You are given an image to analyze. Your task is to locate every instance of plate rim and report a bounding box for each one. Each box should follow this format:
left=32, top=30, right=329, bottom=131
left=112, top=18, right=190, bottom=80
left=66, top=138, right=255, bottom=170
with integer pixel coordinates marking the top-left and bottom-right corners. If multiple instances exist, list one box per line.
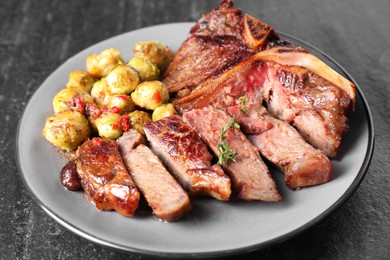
left=15, top=22, right=375, bottom=258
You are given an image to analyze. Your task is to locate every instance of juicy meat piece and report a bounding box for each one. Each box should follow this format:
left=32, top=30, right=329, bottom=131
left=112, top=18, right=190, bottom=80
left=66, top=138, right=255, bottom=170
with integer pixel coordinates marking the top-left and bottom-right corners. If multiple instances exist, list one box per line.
left=143, top=115, right=231, bottom=201
left=248, top=115, right=332, bottom=189
left=116, top=129, right=146, bottom=155
left=121, top=144, right=192, bottom=222
left=173, top=49, right=353, bottom=158
left=260, top=61, right=351, bottom=157
left=225, top=102, right=272, bottom=134
left=183, top=108, right=281, bottom=202
left=163, top=0, right=278, bottom=94
left=76, top=138, right=140, bottom=217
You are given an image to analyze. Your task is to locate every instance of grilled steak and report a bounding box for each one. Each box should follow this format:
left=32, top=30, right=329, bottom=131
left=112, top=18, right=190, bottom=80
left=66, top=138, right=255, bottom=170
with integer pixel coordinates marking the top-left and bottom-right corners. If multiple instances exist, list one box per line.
left=76, top=138, right=140, bottom=217
left=163, top=0, right=278, bottom=94
left=248, top=115, right=332, bottom=189
left=143, top=115, right=231, bottom=201
left=183, top=108, right=281, bottom=202
left=173, top=46, right=355, bottom=158
left=121, top=144, right=192, bottom=222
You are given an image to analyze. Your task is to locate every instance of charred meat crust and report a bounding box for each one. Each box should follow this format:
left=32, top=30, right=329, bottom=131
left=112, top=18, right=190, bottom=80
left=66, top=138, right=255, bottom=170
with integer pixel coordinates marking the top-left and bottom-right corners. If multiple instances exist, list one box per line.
left=76, top=138, right=140, bottom=217
left=163, top=0, right=278, bottom=94
left=143, top=115, right=231, bottom=201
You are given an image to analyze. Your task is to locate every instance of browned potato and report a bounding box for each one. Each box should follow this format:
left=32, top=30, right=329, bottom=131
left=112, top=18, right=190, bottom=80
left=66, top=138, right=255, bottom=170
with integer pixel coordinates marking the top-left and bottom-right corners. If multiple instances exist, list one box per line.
left=66, top=70, right=96, bottom=93
left=86, top=48, right=124, bottom=78
left=105, top=65, right=140, bottom=95
left=131, top=81, right=169, bottom=110
left=42, top=110, right=90, bottom=151
left=133, top=41, right=173, bottom=71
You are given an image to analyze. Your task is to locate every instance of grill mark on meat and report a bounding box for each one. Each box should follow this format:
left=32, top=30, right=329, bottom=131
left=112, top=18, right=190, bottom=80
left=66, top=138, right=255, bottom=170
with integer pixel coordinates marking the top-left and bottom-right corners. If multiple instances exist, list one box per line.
left=76, top=138, right=140, bottom=217
left=183, top=108, right=281, bottom=202
left=122, top=144, right=192, bottom=222
left=144, top=115, right=231, bottom=201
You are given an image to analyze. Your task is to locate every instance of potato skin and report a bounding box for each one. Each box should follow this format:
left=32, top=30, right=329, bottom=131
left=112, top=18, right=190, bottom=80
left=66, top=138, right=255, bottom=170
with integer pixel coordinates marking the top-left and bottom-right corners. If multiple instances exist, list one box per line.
left=131, top=81, right=169, bottom=110
left=105, top=65, right=140, bottom=95
left=86, top=48, right=124, bottom=78
left=127, top=110, right=152, bottom=135
left=66, top=70, right=96, bottom=93
left=53, top=88, right=94, bottom=114
left=133, top=41, right=173, bottom=71
left=152, top=103, right=177, bottom=122
left=128, top=57, right=160, bottom=82
left=42, top=110, right=90, bottom=151
left=95, top=112, right=123, bottom=139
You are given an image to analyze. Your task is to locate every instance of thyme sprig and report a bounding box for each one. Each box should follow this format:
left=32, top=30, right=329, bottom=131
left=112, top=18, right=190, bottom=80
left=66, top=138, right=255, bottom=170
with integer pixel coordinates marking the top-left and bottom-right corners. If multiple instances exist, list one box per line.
left=217, top=96, right=248, bottom=167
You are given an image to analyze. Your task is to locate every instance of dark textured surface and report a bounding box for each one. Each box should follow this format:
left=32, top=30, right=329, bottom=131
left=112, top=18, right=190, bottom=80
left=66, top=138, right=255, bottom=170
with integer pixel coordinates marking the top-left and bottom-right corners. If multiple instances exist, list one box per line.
left=1, top=0, right=389, bottom=259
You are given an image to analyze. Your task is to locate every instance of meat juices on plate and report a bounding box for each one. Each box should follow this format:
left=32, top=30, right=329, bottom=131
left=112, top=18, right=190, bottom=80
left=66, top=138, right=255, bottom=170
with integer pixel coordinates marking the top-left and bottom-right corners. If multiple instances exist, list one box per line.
left=144, top=115, right=231, bottom=201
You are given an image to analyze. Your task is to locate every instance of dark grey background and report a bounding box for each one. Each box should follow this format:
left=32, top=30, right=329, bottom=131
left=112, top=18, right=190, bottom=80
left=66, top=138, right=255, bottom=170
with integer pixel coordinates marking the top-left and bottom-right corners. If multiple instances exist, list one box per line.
left=1, top=0, right=389, bottom=259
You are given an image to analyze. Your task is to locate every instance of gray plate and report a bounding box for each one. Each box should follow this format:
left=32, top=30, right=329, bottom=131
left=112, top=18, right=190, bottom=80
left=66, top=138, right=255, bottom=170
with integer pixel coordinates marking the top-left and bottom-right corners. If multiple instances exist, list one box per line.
left=16, top=23, right=374, bottom=258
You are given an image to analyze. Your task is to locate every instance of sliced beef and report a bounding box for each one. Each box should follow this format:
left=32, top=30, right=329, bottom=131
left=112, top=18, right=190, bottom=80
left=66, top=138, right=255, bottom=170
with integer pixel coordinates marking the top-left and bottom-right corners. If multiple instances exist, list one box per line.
left=173, top=48, right=354, bottom=157
left=143, top=115, right=231, bottom=201
left=121, top=144, right=192, bottom=222
left=76, top=138, right=140, bottom=217
left=116, top=129, right=146, bottom=155
left=248, top=115, right=332, bottom=189
left=183, top=108, right=281, bottom=202
left=163, top=0, right=278, bottom=94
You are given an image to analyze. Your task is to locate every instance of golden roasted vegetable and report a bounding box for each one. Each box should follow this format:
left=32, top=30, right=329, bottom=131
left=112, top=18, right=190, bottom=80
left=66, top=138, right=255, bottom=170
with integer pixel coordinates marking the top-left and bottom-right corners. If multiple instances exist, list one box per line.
left=133, top=41, right=173, bottom=71
left=131, top=81, right=169, bottom=110
left=42, top=110, right=90, bottom=151
left=66, top=70, right=96, bottom=93
left=90, top=79, right=111, bottom=108
left=105, top=65, right=140, bottom=95
left=86, top=48, right=124, bottom=78
left=128, top=57, right=160, bottom=82
left=152, top=103, right=177, bottom=122
left=127, top=110, right=152, bottom=135
left=107, top=94, right=135, bottom=114
left=95, top=112, right=123, bottom=139
left=53, top=87, right=94, bottom=114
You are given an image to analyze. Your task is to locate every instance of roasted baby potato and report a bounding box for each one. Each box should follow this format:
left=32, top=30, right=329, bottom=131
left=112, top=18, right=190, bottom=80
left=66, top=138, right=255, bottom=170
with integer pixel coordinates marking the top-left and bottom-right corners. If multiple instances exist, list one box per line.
left=90, top=79, right=111, bottom=108
left=152, top=103, right=176, bottom=122
left=95, top=112, right=123, bottom=139
left=133, top=41, right=173, bottom=71
left=128, top=57, right=160, bottom=82
left=127, top=110, right=152, bottom=135
left=105, top=64, right=140, bottom=95
left=42, top=110, right=90, bottom=151
left=131, top=81, right=169, bottom=110
left=86, top=48, right=124, bottom=78
left=107, top=94, right=135, bottom=114
left=53, top=87, right=94, bottom=114
left=66, top=70, right=96, bottom=93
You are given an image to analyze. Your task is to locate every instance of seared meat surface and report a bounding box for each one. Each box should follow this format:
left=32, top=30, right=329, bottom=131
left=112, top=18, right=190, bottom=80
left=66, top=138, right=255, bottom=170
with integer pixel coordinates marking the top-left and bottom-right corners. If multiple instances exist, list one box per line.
left=163, top=0, right=278, bottom=94
left=248, top=115, right=332, bottom=189
left=173, top=50, right=353, bottom=157
left=183, top=108, right=281, bottom=202
left=116, top=129, right=146, bottom=156
left=76, top=138, right=140, bottom=217
left=144, top=115, right=231, bottom=201
left=122, top=144, right=192, bottom=222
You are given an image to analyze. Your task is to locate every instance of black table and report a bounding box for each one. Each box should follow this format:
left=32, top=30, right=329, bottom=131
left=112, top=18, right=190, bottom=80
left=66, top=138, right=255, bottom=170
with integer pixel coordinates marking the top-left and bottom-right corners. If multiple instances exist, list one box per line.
left=1, top=0, right=389, bottom=259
